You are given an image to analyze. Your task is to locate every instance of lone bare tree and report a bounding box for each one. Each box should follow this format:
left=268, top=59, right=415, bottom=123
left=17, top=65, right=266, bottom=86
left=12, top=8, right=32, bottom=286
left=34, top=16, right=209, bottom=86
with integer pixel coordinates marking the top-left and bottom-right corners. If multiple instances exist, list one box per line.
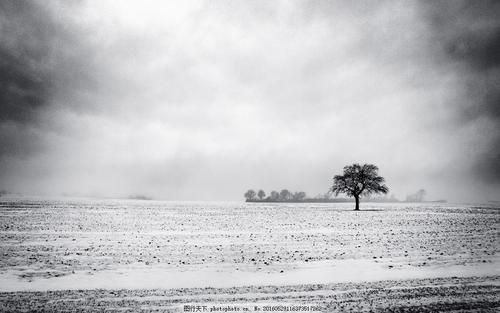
left=331, top=163, right=389, bottom=211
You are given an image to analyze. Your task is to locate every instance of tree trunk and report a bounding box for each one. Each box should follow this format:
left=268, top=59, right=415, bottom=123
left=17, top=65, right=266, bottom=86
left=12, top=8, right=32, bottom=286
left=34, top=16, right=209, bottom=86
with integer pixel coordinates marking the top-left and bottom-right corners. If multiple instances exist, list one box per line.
left=354, top=196, right=360, bottom=211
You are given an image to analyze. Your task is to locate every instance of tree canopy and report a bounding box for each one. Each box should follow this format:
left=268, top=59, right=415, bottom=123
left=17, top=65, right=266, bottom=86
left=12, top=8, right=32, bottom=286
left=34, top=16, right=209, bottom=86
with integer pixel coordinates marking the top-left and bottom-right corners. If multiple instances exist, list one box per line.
left=331, top=163, right=389, bottom=210
left=244, top=189, right=256, bottom=201
left=257, top=190, right=266, bottom=200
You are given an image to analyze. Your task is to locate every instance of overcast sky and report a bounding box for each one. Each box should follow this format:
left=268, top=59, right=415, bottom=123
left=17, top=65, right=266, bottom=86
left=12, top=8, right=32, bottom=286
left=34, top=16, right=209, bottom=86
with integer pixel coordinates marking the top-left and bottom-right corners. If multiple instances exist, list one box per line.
left=1, top=0, right=499, bottom=202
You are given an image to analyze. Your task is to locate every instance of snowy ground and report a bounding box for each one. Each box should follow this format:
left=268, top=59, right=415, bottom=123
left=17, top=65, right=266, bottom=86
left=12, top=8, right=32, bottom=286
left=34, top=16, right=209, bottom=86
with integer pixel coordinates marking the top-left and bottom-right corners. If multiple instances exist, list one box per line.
left=0, top=198, right=498, bottom=312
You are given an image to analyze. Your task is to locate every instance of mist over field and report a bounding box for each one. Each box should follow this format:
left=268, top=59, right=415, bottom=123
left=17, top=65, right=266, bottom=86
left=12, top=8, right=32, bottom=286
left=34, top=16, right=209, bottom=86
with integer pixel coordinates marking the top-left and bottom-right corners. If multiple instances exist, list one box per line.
left=1, top=0, right=499, bottom=202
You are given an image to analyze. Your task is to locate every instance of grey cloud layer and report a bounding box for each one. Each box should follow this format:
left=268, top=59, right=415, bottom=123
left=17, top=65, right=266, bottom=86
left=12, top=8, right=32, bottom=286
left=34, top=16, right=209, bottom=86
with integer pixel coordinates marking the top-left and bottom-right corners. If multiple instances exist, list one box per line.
left=0, top=1, right=54, bottom=124
left=0, top=1, right=97, bottom=157
left=0, top=1, right=499, bottom=201
left=421, top=0, right=500, bottom=183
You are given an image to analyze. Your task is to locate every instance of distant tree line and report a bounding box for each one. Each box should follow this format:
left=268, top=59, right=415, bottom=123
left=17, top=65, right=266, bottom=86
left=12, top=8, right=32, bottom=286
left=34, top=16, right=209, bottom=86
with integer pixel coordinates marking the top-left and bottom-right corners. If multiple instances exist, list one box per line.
left=244, top=189, right=307, bottom=202
left=406, top=189, right=426, bottom=202
left=128, top=194, right=153, bottom=200
left=244, top=164, right=444, bottom=208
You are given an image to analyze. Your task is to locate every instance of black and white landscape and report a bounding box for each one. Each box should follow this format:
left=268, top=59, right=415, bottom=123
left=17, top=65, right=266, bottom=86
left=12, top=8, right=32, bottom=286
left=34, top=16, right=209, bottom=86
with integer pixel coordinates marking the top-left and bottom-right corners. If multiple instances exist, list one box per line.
left=0, top=1, right=499, bottom=312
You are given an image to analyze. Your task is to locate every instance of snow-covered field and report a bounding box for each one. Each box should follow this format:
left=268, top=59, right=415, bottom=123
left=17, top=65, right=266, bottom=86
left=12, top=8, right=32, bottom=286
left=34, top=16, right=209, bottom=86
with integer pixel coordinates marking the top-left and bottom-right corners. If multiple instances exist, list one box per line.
left=0, top=197, right=498, bottom=312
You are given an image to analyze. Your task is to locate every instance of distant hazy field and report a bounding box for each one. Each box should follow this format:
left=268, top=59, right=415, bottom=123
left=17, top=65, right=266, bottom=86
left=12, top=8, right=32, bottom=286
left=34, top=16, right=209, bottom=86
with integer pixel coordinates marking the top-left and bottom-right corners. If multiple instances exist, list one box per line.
left=0, top=198, right=498, bottom=312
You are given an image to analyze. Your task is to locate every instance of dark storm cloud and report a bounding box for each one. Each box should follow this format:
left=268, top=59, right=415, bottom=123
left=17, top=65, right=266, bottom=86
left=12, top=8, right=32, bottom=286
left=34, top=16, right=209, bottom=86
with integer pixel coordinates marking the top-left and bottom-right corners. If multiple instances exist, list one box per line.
left=421, top=0, right=500, bottom=183
left=0, top=1, right=56, bottom=124
left=0, top=1, right=55, bottom=167
left=0, top=1, right=95, bottom=159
